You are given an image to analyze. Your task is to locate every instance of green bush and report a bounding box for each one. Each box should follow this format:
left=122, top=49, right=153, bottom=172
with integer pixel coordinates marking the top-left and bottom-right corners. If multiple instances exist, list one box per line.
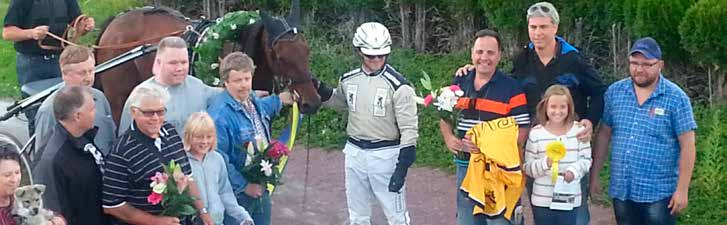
left=623, top=0, right=694, bottom=62
left=679, top=0, right=727, bottom=67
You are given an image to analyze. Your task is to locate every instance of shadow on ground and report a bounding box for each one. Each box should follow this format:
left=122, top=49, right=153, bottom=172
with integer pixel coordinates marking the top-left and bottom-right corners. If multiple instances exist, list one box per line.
left=271, top=147, right=616, bottom=225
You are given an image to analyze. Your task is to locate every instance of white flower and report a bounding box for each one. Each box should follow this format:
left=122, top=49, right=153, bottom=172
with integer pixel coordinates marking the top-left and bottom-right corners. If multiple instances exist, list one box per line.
left=149, top=181, right=157, bottom=188
left=152, top=183, right=166, bottom=194
left=216, top=18, right=223, bottom=24
left=211, top=32, right=220, bottom=40
left=454, top=90, right=464, bottom=97
left=246, top=143, right=255, bottom=156
left=260, top=160, right=273, bottom=177
left=203, top=37, right=208, bottom=43
left=230, top=24, right=237, bottom=30
left=249, top=18, right=256, bottom=24
left=210, top=63, right=219, bottom=70
left=244, top=155, right=252, bottom=166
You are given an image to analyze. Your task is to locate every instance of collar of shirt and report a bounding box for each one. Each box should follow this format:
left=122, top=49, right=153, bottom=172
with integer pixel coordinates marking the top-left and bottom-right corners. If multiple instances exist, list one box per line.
left=56, top=123, right=97, bottom=150
left=626, top=74, right=668, bottom=104
left=129, top=121, right=169, bottom=151
left=463, top=69, right=504, bottom=92
left=360, top=64, right=389, bottom=77
left=222, top=90, right=258, bottom=112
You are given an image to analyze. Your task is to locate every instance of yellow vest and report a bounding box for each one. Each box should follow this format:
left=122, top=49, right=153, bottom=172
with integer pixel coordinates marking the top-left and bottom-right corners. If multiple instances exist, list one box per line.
left=460, top=117, right=524, bottom=220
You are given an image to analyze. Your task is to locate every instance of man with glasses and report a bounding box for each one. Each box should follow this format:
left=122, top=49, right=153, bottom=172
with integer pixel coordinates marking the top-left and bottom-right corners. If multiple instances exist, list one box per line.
left=32, top=45, right=116, bottom=212
left=316, top=22, right=419, bottom=225
left=102, top=84, right=213, bottom=225
left=118, top=36, right=221, bottom=137
left=591, top=37, right=696, bottom=225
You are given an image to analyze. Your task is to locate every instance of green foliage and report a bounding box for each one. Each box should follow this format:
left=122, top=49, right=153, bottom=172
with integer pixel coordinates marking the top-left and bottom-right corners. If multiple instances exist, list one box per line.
left=624, top=0, right=695, bottom=62
left=193, top=11, right=260, bottom=85
left=0, top=0, right=143, bottom=98
left=679, top=0, right=727, bottom=67
left=680, top=106, right=727, bottom=224
left=479, top=0, right=531, bottom=43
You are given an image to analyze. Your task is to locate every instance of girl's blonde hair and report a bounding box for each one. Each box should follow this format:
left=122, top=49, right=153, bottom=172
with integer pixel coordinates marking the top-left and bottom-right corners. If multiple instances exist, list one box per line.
left=535, top=85, right=578, bottom=125
left=182, top=112, right=217, bottom=151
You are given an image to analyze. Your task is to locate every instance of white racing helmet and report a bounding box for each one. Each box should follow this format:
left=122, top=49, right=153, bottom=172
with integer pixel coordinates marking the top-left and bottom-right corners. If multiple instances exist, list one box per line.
left=352, top=22, right=392, bottom=56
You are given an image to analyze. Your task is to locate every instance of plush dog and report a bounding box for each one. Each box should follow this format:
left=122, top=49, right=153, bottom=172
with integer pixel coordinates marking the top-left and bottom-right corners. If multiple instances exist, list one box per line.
left=11, top=184, right=54, bottom=225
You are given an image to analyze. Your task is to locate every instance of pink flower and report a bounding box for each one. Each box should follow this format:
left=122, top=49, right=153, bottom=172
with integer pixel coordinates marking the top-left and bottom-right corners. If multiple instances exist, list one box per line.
left=150, top=172, right=168, bottom=184
left=267, top=141, right=290, bottom=159
left=449, top=85, right=462, bottom=92
left=147, top=192, right=163, bottom=205
left=423, top=94, right=434, bottom=106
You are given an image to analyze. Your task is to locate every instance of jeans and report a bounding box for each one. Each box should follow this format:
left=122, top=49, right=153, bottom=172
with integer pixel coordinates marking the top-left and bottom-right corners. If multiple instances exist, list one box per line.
left=225, top=191, right=271, bottom=225
left=456, top=163, right=520, bottom=225
left=526, top=174, right=590, bottom=225
left=531, top=206, right=577, bottom=225
left=613, top=198, right=675, bottom=225
left=16, top=52, right=61, bottom=135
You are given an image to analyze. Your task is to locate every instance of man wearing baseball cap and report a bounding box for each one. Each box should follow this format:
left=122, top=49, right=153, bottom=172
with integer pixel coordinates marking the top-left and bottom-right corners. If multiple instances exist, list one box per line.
left=591, top=37, right=697, bottom=225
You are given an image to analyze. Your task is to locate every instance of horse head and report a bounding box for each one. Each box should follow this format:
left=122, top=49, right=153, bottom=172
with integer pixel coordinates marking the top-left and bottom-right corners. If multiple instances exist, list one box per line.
left=258, top=2, right=321, bottom=114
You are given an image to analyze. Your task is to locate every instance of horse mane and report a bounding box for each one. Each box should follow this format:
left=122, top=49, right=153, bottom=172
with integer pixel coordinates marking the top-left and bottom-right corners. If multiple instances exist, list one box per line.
left=140, top=6, right=189, bottom=22
left=94, top=6, right=188, bottom=46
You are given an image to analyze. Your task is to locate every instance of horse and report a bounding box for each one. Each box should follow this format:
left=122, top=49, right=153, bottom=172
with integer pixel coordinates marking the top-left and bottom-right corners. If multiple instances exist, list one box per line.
left=93, top=1, right=321, bottom=125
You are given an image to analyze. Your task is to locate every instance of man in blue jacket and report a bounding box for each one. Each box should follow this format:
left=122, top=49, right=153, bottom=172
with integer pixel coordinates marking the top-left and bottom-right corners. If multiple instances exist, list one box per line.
left=207, top=52, right=292, bottom=225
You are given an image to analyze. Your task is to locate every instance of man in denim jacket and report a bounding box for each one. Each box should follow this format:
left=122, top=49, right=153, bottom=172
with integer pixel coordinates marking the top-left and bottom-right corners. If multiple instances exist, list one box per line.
left=207, top=52, right=292, bottom=225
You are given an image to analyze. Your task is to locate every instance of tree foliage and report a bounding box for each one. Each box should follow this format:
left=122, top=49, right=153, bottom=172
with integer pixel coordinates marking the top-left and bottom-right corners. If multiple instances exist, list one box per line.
left=679, top=0, right=727, bottom=67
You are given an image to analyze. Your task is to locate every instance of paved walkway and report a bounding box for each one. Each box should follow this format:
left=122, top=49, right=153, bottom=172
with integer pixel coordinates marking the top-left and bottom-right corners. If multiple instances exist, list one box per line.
left=271, top=147, right=616, bottom=225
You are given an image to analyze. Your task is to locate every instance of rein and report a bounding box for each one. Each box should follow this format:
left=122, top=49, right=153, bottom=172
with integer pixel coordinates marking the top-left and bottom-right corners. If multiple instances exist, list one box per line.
left=40, top=15, right=189, bottom=51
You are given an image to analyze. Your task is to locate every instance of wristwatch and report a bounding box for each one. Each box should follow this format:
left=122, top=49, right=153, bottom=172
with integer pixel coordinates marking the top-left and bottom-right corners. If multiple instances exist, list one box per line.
left=199, top=207, right=208, bottom=214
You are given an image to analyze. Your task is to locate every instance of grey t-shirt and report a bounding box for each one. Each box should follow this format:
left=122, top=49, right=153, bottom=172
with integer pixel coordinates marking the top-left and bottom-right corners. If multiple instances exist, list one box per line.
left=118, top=76, right=221, bottom=136
left=34, top=83, right=117, bottom=156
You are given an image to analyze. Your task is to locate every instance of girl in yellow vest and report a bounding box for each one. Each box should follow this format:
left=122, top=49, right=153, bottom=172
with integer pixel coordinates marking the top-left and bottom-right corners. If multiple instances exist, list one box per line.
left=523, top=85, right=592, bottom=225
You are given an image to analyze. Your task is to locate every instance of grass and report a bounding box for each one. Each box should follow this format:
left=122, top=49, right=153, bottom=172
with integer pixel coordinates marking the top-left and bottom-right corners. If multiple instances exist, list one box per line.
left=0, top=0, right=143, bottom=98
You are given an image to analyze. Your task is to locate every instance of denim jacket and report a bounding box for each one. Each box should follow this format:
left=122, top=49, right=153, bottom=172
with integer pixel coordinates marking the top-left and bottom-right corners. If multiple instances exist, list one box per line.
left=207, top=91, right=282, bottom=193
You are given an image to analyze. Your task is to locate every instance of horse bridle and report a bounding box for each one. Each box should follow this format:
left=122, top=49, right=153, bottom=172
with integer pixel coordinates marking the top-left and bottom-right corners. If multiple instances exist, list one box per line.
left=269, top=31, right=312, bottom=104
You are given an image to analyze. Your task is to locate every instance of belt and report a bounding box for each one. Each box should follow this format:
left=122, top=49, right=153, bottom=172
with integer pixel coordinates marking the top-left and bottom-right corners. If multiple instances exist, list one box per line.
left=347, top=137, right=399, bottom=150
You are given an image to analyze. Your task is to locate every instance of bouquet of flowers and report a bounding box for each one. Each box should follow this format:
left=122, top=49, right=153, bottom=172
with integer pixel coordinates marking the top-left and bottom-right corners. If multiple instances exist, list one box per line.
left=240, top=138, right=291, bottom=186
left=416, top=71, right=464, bottom=127
left=147, top=160, right=197, bottom=217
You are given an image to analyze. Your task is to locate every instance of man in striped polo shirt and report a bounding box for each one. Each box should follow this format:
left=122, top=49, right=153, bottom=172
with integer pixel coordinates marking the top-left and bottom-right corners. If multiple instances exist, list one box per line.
left=102, top=85, right=212, bottom=225
left=440, top=29, right=530, bottom=225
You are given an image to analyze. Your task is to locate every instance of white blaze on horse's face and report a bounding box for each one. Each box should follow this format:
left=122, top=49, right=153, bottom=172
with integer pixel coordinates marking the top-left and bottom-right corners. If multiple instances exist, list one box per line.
left=225, top=70, right=253, bottom=102
left=155, top=47, right=190, bottom=86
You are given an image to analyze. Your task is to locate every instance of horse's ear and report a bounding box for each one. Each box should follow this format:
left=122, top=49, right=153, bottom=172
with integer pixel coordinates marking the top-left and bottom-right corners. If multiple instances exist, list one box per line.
left=286, top=0, right=301, bottom=27
left=260, top=11, right=278, bottom=47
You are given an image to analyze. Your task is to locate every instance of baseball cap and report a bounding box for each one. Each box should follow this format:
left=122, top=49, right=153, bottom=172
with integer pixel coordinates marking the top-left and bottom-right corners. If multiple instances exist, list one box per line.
left=629, top=37, right=662, bottom=59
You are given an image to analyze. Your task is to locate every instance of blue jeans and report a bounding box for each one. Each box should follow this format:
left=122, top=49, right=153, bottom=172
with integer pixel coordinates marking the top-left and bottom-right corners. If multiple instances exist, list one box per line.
left=531, top=206, right=577, bottom=225
left=613, top=198, right=675, bottom=225
left=16, top=52, right=61, bottom=135
left=526, top=174, right=590, bottom=225
left=456, top=163, right=519, bottom=225
left=225, top=191, right=271, bottom=225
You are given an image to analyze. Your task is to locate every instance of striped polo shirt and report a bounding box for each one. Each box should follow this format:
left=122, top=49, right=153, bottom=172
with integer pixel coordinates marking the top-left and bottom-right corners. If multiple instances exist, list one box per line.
left=452, top=70, right=529, bottom=164
left=102, top=122, right=191, bottom=221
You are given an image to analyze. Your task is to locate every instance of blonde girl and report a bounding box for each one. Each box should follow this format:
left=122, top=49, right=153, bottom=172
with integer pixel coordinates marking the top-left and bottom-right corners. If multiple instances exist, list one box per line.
left=183, top=112, right=253, bottom=225
left=523, top=85, right=592, bottom=225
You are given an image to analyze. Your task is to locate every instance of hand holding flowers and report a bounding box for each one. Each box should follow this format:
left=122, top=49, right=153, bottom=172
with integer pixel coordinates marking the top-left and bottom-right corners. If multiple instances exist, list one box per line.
left=146, top=160, right=197, bottom=217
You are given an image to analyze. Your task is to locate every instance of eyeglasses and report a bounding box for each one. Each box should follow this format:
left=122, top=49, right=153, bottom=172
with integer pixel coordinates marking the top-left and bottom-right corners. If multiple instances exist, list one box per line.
left=133, top=107, right=167, bottom=117
left=528, top=5, right=551, bottom=13
left=363, top=54, right=387, bottom=59
left=629, top=61, right=659, bottom=69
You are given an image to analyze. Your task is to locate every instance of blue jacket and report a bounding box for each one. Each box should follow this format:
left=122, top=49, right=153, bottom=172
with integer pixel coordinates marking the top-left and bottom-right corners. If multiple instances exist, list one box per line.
left=207, top=91, right=282, bottom=193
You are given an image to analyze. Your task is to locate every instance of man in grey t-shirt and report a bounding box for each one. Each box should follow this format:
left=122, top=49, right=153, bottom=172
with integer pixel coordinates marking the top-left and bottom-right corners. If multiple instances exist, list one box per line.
left=33, top=46, right=116, bottom=211
left=118, top=36, right=220, bottom=136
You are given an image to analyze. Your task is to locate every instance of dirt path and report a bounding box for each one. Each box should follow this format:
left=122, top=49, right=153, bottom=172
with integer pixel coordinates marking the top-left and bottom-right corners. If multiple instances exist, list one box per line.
left=271, top=147, right=615, bottom=225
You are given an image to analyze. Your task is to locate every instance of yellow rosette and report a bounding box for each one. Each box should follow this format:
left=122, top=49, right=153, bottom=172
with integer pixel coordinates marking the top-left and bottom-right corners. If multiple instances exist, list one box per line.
left=546, top=141, right=566, bottom=183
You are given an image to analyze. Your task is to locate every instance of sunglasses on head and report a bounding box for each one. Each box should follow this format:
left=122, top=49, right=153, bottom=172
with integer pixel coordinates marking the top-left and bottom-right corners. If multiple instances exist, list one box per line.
left=133, top=107, right=167, bottom=117
left=528, top=5, right=551, bottom=13
left=363, top=54, right=387, bottom=59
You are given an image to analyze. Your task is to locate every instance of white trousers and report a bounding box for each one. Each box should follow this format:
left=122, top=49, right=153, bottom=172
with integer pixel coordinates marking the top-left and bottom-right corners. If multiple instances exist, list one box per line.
left=343, top=142, right=411, bottom=225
